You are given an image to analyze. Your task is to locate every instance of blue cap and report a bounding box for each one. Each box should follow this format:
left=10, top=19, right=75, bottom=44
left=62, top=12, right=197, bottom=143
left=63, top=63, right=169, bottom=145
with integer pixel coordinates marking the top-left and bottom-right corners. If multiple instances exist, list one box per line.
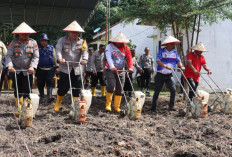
left=40, top=33, right=49, bottom=41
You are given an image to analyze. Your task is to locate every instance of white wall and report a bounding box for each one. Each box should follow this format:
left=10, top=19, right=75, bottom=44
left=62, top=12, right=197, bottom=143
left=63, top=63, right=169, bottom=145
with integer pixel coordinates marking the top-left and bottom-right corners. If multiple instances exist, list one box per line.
left=110, top=20, right=154, bottom=59
left=192, top=20, right=232, bottom=92
left=108, top=19, right=232, bottom=92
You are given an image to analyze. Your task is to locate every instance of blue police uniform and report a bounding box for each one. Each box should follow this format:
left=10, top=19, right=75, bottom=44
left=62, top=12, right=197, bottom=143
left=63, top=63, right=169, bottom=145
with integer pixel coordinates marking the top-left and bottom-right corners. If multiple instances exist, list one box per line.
left=36, top=33, right=57, bottom=102
left=38, top=45, right=54, bottom=68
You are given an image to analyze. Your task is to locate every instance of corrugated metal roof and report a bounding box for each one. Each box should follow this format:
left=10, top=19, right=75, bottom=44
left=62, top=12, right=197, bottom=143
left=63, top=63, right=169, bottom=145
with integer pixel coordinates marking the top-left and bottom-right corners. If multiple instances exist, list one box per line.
left=0, top=0, right=100, bottom=27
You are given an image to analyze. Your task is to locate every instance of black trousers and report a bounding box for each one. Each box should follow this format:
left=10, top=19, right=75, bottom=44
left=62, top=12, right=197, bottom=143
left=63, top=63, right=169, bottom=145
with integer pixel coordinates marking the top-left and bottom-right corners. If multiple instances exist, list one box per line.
left=187, top=78, right=199, bottom=100
left=0, top=68, right=7, bottom=92
left=57, top=70, right=82, bottom=97
left=124, top=73, right=133, bottom=92
left=141, top=68, right=151, bottom=89
left=12, top=72, right=33, bottom=98
left=36, top=67, right=54, bottom=89
left=152, top=73, right=176, bottom=109
left=84, top=71, right=93, bottom=89
left=137, top=75, right=142, bottom=88
left=91, top=72, right=106, bottom=87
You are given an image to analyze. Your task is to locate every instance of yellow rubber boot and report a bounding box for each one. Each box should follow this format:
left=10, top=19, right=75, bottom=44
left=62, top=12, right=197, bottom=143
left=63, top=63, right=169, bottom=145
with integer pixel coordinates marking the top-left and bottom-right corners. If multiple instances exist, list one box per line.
left=15, top=98, right=20, bottom=115
left=73, top=97, right=78, bottom=103
left=92, top=87, right=96, bottom=96
left=1, top=81, right=4, bottom=90
left=54, top=95, right=64, bottom=112
left=114, top=95, right=122, bottom=113
left=8, top=80, right=13, bottom=90
left=105, top=92, right=113, bottom=111
left=15, top=97, right=23, bottom=115
left=101, top=86, right=106, bottom=96
left=19, top=97, right=23, bottom=105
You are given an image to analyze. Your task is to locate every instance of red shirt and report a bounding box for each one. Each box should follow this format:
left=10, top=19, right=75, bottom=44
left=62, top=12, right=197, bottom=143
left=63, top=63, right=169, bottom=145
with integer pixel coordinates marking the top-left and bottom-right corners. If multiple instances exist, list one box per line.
left=105, top=43, right=133, bottom=70
left=184, top=52, right=206, bottom=82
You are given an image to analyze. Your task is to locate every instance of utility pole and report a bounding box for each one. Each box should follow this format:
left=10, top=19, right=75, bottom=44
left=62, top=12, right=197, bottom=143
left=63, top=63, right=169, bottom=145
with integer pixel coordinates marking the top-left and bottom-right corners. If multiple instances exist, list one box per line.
left=105, top=0, right=110, bottom=42
left=105, top=0, right=108, bottom=42
left=108, top=0, right=110, bottom=42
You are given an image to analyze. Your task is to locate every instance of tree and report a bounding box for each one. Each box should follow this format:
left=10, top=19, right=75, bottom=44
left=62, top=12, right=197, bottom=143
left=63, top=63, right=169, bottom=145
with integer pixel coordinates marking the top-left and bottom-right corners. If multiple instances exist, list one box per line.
left=0, top=24, right=15, bottom=43
left=83, top=0, right=123, bottom=44
left=119, top=0, right=232, bottom=63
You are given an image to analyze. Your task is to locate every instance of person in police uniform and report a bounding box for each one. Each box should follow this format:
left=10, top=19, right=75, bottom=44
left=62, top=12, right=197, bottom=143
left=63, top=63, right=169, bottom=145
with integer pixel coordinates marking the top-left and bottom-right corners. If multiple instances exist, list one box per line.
left=0, top=41, right=7, bottom=93
left=1, top=42, right=14, bottom=91
left=36, top=33, right=58, bottom=103
left=6, top=22, right=39, bottom=115
left=54, top=20, right=88, bottom=112
left=139, top=47, right=154, bottom=94
left=124, top=48, right=143, bottom=97
left=91, top=44, right=106, bottom=96
left=84, top=47, right=94, bottom=90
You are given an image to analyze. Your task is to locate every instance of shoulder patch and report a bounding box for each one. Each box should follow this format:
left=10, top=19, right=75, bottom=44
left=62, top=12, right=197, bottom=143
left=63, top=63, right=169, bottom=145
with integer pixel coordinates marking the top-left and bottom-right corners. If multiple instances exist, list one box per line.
left=35, top=43, right=38, bottom=50
left=9, top=42, right=13, bottom=47
left=82, top=40, right=88, bottom=51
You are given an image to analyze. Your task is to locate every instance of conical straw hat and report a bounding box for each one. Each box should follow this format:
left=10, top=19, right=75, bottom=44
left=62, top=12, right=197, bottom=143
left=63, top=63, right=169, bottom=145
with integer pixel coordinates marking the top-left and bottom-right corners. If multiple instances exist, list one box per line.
left=63, top=20, right=85, bottom=32
left=12, top=22, right=36, bottom=34
left=191, top=42, right=208, bottom=52
left=109, top=32, right=130, bottom=43
left=161, top=35, right=181, bottom=46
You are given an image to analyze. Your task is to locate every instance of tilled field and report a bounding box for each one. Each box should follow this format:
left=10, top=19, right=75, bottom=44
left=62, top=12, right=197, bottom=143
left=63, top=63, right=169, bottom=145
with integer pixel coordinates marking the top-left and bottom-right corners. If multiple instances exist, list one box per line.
left=0, top=91, right=231, bottom=157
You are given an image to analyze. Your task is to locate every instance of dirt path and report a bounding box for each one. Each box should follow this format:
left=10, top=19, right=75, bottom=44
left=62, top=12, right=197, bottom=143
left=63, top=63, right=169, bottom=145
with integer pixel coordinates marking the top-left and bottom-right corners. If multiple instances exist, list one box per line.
left=0, top=92, right=231, bottom=157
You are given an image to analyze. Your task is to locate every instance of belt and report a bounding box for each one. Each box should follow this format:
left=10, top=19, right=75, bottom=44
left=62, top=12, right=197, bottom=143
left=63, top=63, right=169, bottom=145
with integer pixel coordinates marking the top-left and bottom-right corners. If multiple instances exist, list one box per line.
left=157, top=72, right=172, bottom=76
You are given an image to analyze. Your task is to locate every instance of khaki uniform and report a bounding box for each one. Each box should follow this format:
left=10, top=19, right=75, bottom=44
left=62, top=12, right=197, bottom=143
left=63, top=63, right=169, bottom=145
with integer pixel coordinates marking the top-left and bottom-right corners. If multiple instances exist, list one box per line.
left=55, top=36, right=88, bottom=97
left=0, top=41, right=7, bottom=70
left=124, top=56, right=142, bottom=96
left=92, top=51, right=104, bottom=73
left=6, top=38, right=39, bottom=75
left=132, top=57, right=142, bottom=71
left=91, top=51, right=106, bottom=89
left=139, top=54, right=154, bottom=92
left=139, top=54, right=154, bottom=71
left=84, top=54, right=93, bottom=89
left=56, top=36, right=88, bottom=75
left=6, top=38, right=39, bottom=98
left=85, top=54, right=94, bottom=72
left=0, top=41, right=7, bottom=90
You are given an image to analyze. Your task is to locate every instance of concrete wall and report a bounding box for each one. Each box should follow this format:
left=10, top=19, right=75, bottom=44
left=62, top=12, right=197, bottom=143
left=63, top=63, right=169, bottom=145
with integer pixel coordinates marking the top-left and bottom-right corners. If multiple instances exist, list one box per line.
left=183, top=20, right=232, bottom=92
left=104, top=19, right=232, bottom=92
left=110, top=20, right=155, bottom=59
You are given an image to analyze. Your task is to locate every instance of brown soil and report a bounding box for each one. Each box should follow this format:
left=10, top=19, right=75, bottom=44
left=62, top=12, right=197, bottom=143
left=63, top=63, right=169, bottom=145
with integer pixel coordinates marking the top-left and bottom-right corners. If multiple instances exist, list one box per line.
left=0, top=92, right=231, bottom=157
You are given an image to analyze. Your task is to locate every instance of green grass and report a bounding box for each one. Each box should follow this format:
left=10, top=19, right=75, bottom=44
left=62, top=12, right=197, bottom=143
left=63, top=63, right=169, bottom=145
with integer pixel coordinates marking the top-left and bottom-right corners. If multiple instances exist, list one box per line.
left=132, top=80, right=170, bottom=96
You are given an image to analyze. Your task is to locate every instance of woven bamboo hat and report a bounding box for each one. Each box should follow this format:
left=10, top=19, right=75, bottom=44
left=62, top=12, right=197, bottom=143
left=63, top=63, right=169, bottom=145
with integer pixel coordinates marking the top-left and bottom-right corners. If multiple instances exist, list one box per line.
left=109, top=32, right=130, bottom=43
left=191, top=42, right=208, bottom=52
left=63, top=20, right=85, bottom=32
left=161, top=35, right=181, bottom=46
left=12, top=22, right=36, bottom=34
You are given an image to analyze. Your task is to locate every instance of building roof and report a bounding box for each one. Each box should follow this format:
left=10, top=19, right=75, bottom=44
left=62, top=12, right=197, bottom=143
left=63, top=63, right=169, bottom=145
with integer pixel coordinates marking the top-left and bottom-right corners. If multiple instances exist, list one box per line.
left=0, top=0, right=100, bottom=27
left=93, top=22, right=121, bottom=39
